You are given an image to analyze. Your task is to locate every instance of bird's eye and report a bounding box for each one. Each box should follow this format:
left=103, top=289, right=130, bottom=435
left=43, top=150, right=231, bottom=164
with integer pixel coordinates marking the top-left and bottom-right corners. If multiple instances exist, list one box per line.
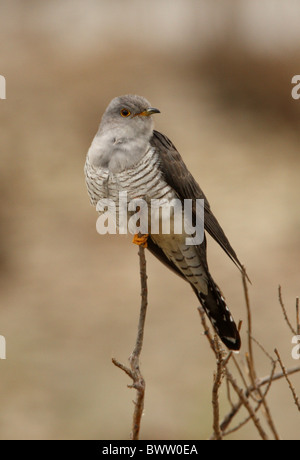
left=120, top=108, right=131, bottom=117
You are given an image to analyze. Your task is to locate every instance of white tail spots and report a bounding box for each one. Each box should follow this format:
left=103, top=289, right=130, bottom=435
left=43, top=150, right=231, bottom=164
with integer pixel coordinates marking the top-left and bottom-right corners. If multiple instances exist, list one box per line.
left=223, top=336, right=237, bottom=345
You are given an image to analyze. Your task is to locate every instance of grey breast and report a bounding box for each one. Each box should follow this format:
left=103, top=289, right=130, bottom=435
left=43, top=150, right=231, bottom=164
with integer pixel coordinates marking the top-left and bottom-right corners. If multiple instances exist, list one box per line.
left=85, top=146, right=207, bottom=292
left=85, top=147, right=174, bottom=209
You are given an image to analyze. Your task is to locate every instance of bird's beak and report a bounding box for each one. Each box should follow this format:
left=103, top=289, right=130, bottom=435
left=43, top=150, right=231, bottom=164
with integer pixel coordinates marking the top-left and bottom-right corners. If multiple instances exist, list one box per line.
left=135, top=107, right=160, bottom=117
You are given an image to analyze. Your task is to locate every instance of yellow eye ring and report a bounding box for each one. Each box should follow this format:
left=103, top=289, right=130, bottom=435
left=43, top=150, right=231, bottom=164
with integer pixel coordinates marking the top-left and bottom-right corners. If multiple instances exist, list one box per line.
left=120, top=108, right=131, bottom=117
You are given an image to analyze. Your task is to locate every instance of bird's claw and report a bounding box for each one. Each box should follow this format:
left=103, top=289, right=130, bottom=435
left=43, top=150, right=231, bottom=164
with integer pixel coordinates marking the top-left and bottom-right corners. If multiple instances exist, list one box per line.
left=132, top=233, right=149, bottom=248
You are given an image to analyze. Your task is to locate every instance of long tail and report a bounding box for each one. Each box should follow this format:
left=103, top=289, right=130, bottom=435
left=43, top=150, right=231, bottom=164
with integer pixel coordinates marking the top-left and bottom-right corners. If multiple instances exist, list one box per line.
left=195, top=276, right=241, bottom=351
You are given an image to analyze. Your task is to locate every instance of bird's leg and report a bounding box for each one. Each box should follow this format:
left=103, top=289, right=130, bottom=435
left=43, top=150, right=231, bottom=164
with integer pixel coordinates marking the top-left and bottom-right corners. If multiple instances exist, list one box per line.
left=132, top=233, right=149, bottom=248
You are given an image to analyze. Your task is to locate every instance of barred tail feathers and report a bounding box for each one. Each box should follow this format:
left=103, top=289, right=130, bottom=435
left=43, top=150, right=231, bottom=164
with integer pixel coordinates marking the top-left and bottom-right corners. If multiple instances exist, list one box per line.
left=196, top=277, right=241, bottom=351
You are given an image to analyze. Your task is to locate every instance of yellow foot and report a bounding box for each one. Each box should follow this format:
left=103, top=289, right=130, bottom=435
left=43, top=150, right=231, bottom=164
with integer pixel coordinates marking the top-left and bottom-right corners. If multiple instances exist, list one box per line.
left=132, top=233, right=149, bottom=248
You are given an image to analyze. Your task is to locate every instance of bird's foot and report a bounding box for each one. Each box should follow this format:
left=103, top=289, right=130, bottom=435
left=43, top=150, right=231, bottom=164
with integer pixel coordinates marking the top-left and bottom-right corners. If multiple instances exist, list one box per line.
left=132, top=233, right=149, bottom=248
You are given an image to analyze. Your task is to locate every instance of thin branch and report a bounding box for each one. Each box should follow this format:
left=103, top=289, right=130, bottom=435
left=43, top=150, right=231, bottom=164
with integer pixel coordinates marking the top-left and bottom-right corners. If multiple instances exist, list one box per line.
left=112, top=358, right=134, bottom=380
left=250, top=335, right=275, bottom=363
left=248, top=362, right=279, bottom=440
left=242, top=268, right=279, bottom=438
left=258, top=365, right=300, bottom=386
left=296, top=297, right=300, bottom=336
left=201, top=284, right=300, bottom=440
left=274, top=348, right=300, bottom=412
left=225, top=369, right=269, bottom=440
left=112, top=245, right=148, bottom=440
left=257, top=361, right=277, bottom=412
left=202, top=297, right=269, bottom=440
left=278, top=286, right=297, bottom=336
left=212, top=337, right=224, bottom=440
left=242, top=266, right=255, bottom=378
left=223, top=361, right=277, bottom=437
left=241, top=268, right=261, bottom=405
left=130, top=245, right=148, bottom=361
left=218, top=362, right=300, bottom=434
left=226, top=377, right=234, bottom=408
left=232, top=354, right=251, bottom=394
left=198, top=306, right=216, bottom=354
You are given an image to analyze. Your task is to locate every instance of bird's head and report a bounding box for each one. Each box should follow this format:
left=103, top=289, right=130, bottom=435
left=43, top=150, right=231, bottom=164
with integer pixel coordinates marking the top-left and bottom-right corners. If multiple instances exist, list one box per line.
left=89, top=95, right=160, bottom=172
left=99, top=94, right=160, bottom=139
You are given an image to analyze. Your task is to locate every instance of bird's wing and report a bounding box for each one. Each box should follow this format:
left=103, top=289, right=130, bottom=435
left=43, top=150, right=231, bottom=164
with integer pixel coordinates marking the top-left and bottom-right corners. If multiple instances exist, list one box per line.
left=149, top=130, right=244, bottom=272
left=146, top=236, right=188, bottom=281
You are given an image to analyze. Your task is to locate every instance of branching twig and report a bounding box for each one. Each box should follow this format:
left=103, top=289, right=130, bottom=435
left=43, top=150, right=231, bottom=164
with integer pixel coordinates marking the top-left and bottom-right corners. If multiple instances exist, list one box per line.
left=250, top=335, right=275, bottom=363
left=212, top=337, right=224, bottom=440
left=218, top=363, right=300, bottom=435
left=223, top=360, right=277, bottom=437
left=242, top=267, right=279, bottom=439
left=274, top=348, right=300, bottom=412
left=112, top=244, right=300, bottom=440
left=205, top=267, right=300, bottom=440
left=112, top=245, right=148, bottom=440
left=225, top=368, right=269, bottom=440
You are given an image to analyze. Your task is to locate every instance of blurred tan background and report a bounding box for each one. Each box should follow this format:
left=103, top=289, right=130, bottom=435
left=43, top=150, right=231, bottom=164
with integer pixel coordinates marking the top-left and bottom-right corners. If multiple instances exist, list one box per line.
left=0, top=0, right=299, bottom=440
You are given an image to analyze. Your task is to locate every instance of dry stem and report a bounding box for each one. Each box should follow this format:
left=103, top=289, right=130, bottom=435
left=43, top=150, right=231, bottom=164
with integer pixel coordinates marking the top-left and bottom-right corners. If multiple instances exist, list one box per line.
left=112, top=245, right=148, bottom=440
left=205, top=270, right=300, bottom=440
left=112, top=245, right=300, bottom=440
left=274, top=348, right=300, bottom=412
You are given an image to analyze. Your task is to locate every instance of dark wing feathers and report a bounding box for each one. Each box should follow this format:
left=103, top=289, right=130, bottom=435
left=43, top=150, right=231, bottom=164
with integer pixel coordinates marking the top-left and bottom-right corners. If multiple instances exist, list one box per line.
left=150, top=130, right=244, bottom=272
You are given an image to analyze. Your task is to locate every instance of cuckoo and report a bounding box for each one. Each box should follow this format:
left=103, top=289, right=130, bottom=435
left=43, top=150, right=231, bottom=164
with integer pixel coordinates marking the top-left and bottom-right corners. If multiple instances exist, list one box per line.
left=85, top=95, right=244, bottom=350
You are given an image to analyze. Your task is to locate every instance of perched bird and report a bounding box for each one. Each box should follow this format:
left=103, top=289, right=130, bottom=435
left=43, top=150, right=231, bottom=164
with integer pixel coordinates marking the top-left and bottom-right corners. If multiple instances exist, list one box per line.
left=85, top=94, right=244, bottom=350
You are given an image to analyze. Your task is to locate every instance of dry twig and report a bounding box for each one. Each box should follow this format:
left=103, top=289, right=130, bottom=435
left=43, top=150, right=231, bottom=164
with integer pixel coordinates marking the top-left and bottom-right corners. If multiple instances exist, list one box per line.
left=223, top=360, right=277, bottom=437
left=212, top=337, right=225, bottom=440
left=218, top=363, right=300, bottom=435
left=274, top=348, right=300, bottom=412
left=278, top=286, right=297, bottom=336
left=206, top=267, right=300, bottom=440
left=296, top=297, right=300, bottom=336
left=112, top=245, right=148, bottom=440
left=112, top=242, right=300, bottom=440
